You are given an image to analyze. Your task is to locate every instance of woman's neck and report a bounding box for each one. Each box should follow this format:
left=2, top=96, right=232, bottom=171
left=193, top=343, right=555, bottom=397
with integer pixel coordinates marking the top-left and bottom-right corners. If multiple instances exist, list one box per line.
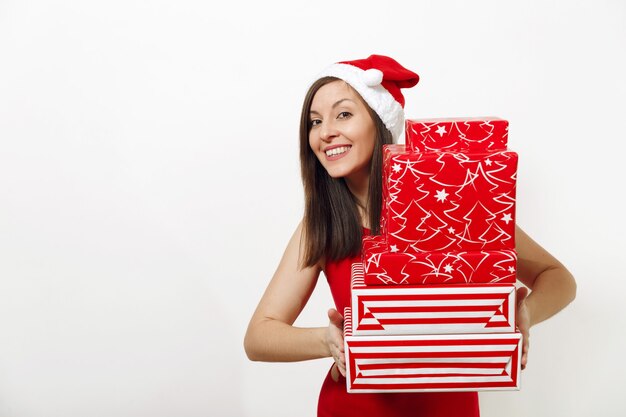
left=346, top=175, right=368, bottom=205
left=345, top=172, right=370, bottom=228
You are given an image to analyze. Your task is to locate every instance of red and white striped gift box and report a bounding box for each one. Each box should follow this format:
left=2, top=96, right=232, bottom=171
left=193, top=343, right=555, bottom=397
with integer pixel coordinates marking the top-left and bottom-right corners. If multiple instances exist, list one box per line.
left=350, top=263, right=516, bottom=335
left=344, top=307, right=522, bottom=393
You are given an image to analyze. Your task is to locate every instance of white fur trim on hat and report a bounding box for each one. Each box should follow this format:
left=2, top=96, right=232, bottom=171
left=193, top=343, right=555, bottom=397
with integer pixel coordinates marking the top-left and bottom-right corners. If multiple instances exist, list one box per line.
left=313, top=63, right=405, bottom=142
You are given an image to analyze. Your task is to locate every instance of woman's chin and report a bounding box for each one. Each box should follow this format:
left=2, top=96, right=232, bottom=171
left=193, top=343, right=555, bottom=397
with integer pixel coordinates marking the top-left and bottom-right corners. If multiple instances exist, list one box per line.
left=325, top=169, right=349, bottom=179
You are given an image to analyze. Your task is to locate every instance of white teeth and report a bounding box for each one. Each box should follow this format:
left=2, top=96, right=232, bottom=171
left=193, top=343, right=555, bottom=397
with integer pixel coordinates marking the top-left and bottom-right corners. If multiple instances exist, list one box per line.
left=325, top=146, right=351, bottom=157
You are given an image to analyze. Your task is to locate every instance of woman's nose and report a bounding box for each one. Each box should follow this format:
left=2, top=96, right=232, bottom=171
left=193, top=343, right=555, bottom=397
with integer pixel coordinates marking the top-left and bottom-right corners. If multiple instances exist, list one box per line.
left=320, top=122, right=338, bottom=142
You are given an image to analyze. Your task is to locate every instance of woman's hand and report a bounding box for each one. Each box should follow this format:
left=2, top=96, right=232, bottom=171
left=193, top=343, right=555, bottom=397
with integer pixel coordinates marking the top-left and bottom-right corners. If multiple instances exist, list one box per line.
left=326, top=308, right=346, bottom=379
left=516, top=286, right=531, bottom=370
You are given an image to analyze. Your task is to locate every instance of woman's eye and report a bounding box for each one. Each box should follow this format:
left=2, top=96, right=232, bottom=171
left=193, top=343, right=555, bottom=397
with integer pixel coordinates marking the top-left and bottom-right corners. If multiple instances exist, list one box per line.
left=338, top=111, right=352, bottom=119
left=310, top=119, right=321, bottom=128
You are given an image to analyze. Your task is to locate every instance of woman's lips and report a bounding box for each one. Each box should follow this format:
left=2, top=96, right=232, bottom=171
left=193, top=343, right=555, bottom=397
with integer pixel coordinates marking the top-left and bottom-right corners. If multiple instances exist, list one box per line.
left=324, top=145, right=351, bottom=161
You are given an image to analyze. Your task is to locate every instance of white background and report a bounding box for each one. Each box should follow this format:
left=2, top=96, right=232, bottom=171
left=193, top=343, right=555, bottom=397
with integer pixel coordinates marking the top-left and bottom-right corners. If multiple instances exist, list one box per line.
left=1, top=1, right=625, bottom=416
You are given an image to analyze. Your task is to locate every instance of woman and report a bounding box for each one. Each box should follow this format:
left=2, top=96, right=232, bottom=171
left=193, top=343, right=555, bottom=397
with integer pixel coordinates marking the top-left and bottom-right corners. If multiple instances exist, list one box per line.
left=244, top=54, right=576, bottom=416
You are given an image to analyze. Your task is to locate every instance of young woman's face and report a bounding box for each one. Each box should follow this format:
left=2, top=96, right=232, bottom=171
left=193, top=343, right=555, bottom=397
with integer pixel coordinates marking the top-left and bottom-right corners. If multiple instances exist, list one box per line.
left=308, top=80, right=377, bottom=184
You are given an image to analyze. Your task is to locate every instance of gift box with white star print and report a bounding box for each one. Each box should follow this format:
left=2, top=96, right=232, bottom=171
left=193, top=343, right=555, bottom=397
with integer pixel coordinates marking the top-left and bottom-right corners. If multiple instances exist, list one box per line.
left=405, top=117, right=510, bottom=153
left=371, top=117, right=518, bottom=284
left=361, top=234, right=517, bottom=286
left=382, top=143, right=518, bottom=255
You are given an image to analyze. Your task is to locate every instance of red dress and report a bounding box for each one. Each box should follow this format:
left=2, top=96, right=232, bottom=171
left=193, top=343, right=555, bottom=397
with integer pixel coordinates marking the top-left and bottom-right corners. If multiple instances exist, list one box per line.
left=317, top=244, right=480, bottom=417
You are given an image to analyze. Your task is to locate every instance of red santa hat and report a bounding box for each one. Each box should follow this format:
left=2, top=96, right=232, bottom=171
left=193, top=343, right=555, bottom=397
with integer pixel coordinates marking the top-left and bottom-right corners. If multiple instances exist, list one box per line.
left=314, top=54, right=419, bottom=141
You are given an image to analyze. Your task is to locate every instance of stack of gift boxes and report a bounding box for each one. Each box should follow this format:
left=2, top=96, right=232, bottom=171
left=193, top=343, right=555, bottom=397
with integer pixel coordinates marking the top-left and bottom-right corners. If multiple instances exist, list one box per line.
left=344, top=117, right=522, bottom=393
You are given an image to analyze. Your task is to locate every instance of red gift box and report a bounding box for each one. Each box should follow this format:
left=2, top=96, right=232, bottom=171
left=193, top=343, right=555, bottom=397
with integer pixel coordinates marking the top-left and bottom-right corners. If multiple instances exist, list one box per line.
left=362, top=235, right=517, bottom=286
left=344, top=307, right=522, bottom=393
left=380, top=144, right=406, bottom=235
left=383, top=145, right=518, bottom=254
left=350, top=263, right=516, bottom=335
left=405, top=117, right=509, bottom=153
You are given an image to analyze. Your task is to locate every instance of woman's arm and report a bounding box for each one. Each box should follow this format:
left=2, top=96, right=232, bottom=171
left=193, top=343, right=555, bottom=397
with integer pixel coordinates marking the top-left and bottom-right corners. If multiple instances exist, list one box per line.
left=516, top=225, right=577, bottom=326
left=515, top=224, right=577, bottom=368
left=244, top=221, right=332, bottom=362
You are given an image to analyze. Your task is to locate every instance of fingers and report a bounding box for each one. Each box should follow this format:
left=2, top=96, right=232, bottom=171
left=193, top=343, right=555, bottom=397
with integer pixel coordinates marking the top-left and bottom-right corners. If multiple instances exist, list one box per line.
left=327, top=308, right=344, bottom=351
left=327, top=308, right=346, bottom=376
left=330, top=363, right=340, bottom=382
left=331, top=362, right=346, bottom=380
left=519, top=334, right=529, bottom=370
left=327, top=308, right=344, bottom=328
left=516, top=286, right=529, bottom=303
left=329, top=344, right=346, bottom=375
left=516, top=286, right=530, bottom=370
left=336, top=355, right=346, bottom=376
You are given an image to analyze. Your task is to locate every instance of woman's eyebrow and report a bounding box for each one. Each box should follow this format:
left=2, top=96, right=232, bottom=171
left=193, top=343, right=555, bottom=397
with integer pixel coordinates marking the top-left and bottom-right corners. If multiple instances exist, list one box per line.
left=332, top=98, right=355, bottom=108
left=310, top=98, right=356, bottom=115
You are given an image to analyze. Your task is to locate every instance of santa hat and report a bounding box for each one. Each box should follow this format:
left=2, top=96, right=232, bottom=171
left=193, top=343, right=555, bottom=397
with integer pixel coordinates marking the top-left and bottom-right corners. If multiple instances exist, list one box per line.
left=314, top=54, right=419, bottom=141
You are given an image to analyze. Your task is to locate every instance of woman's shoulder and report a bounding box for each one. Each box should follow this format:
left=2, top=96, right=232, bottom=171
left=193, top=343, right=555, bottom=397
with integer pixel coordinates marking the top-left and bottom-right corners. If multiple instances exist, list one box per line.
left=290, top=219, right=325, bottom=272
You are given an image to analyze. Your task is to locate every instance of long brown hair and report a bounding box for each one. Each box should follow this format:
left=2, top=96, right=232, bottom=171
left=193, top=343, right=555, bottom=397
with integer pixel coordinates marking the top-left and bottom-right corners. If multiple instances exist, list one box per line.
left=299, top=77, right=393, bottom=268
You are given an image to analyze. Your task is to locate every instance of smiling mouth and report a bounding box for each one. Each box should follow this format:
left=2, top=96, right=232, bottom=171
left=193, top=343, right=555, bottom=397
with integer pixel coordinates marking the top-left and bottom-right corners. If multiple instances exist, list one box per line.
left=325, top=146, right=351, bottom=157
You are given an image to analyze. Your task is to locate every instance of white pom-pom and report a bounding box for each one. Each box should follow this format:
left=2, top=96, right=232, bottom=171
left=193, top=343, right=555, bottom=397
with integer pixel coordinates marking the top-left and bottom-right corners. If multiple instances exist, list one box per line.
left=362, top=69, right=383, bottom=87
